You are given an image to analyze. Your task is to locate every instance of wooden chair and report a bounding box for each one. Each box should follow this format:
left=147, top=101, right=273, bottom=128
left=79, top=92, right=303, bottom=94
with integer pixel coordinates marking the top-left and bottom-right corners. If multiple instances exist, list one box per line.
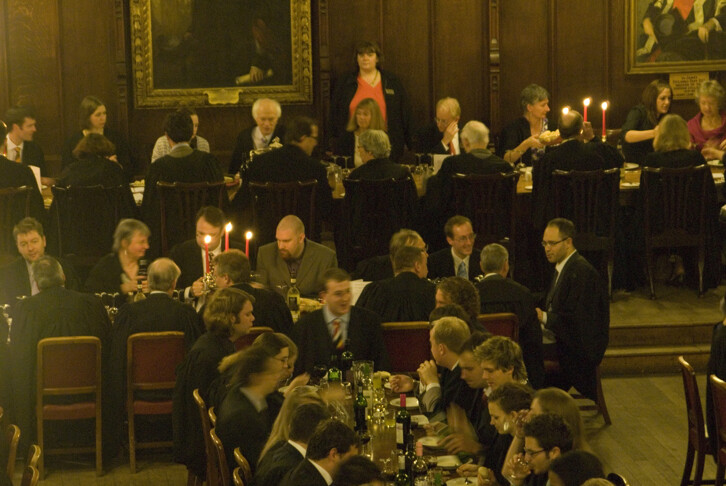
left=127, top=331, right=185, bottom=473
left=36, top=337, right=102, bottom=478
left=340, top=177, right=417, bottom=270
left=249, top=180, right=317, bottom=245
left=4, top=424, right=19, bottom=479
left=157, top=181, right=227, bottom=255
left=26, top=444, right=41, bottom=470
left=192, top=389, right=216, bottom=486
left=0, top=186, right=33, bottom=257
left=607, top=472, right=631, bottom=486
left=710, top=374, right=726, bottom=486
left=233, top=447, right=253, bottom=485
left=208, top=407, right=217, bottom=427
left=209, top=427, right=231, bottom=486
left=641, top=165, right=710, bottom=299
left=451, top=172, right=519, bottom=274
left=381, top=321, right=431, bottom=373
left=477, top=313, right=519, bottom=341
left=543, top=360, right=611, bottom=426
left=19, top=465, right=39, bottom=486
left=552, top=168, right=620, bottom=298
left=678, top=356, right=714, bottom=486
left=233, top=467, right=245, bottom=486
left=234, top=326, right=274, bottom=351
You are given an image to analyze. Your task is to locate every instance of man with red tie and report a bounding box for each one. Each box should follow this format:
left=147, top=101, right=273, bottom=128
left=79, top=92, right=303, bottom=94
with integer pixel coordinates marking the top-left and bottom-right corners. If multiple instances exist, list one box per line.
left=416, top=97, right=462, bottom=155
left=292, top=268, right=390, bottom=375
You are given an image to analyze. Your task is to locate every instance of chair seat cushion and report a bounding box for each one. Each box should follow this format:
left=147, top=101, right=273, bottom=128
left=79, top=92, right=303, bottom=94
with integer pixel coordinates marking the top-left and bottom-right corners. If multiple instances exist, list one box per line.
left=43, top=402, right=96, bottom=420
left=133, top=400, right=173, bottom=415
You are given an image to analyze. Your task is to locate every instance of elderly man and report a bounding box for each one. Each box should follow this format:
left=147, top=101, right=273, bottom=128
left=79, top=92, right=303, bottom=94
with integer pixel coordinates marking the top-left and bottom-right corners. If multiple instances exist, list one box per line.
left=293, top=268, right=390, bottom=374
left=428, top=215, right=483, bottom=281
left=536, top=218, right=609, bottom=401
left=356, top=245, right=436, bottom=322
left=213, top=249, right=293, bottom=335
left=9, top=256, right=111, bottom=451
left=416, top=97, right=463, bottom=155
left=0, top=218, right=79, bottom=305
left=348, top=129, right=414, bottom=181
left=4, top=106, right=47, bottom=179
left=229, top=98, right=284, bottom=175
left=256, top=215, right=337, bottom=298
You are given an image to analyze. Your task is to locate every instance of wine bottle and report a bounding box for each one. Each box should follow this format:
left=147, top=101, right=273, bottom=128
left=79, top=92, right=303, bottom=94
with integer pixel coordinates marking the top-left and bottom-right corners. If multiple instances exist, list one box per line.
left=287, top=277, right=300, bottom=320
left=395, top=393, right=411, bottom=450
left=394, top=454, right=410, bottom=486
left=412, top=441, right=428, bottom=484
left=327, top=354, right=342, bottom=384
left=354, top=389, right=367, bottom=433
left=404, top=435, right=416, bottom=481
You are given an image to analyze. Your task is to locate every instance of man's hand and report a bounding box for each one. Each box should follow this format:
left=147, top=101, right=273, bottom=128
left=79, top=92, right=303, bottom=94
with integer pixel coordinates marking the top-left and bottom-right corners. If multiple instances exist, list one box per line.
left=417, top=360, right=439, bottom=386
left=441, top=120, right=459, bottom=147
left=191, top=277, right=205, bottom=298
left=389, top=374, right=414, bottom=393
left=579, top=121, right=595, bottom=142
left=438, top=433, right=483, bottom=455
left=249, top=66, right=265, bottom=83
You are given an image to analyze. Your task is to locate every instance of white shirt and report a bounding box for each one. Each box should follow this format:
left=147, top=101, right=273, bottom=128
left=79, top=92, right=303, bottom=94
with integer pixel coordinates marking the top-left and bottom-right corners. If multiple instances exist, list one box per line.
left=253, top=126, right=274, bottom=149
left=287, top=440, right=307, bottom=457
left=309, top=459, right=333, bottom=485
left=151, top=135, right=210, bottom=162
left=5, top=136, right=22, bottom=162
left=440, top=134, right=460, bottom=155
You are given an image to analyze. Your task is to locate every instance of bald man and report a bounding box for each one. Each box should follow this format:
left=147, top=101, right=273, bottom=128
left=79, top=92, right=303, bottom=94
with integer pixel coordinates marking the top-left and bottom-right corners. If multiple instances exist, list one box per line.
left=416, top=97, right=463, bottom=155
left=255, top=215, right=338, bottom=298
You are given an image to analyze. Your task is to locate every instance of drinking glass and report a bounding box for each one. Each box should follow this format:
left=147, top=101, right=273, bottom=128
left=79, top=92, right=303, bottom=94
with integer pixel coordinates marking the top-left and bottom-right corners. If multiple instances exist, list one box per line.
left=507, top=454, right=530, bottom=482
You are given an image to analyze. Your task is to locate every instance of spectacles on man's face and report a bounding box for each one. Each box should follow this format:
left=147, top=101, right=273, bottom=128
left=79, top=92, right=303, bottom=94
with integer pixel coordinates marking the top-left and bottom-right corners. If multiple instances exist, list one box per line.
left=454, top=233, right=476, bottom=243
left=541, top=238, right=567, bottom=248
left=524, top=448, right=546, bottom=458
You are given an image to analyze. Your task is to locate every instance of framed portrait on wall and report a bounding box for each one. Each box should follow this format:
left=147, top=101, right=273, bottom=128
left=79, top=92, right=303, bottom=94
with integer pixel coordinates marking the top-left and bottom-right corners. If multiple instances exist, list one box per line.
left=626, top=0, right=726, bottom=74
left=129, top=0, right=313, bottom=107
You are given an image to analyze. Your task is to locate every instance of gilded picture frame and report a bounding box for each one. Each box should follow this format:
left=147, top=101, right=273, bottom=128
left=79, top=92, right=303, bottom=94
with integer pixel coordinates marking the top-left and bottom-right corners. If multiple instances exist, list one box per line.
left=626, top=0, right=726, bottom=74
left=129, top=0, right=313, bottom=107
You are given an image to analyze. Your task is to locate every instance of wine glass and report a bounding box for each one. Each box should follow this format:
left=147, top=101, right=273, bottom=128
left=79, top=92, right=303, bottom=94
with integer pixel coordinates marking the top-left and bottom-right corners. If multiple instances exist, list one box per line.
left=507, top=453, right=530, bottom=482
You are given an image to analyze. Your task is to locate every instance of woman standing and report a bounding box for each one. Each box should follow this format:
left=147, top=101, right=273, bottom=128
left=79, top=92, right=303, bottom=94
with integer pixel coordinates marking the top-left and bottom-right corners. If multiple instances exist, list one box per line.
left=620, top=79, right=673, bottom=164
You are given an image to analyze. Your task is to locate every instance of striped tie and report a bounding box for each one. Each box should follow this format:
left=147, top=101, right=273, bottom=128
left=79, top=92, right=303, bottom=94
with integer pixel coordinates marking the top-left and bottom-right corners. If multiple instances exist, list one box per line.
left=332, top=319, right=344, bottom=350
left=14, top=147, right=21, bottom=163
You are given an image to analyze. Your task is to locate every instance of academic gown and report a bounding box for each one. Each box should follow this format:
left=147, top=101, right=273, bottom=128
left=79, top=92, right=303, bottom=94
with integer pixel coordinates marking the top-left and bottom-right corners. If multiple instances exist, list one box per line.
left=356, top=271, right=436, bottom=323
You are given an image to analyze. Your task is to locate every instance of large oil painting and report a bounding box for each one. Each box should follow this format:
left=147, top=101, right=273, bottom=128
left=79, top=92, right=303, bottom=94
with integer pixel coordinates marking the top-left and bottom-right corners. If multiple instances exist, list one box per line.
left=627, top=0, right=726, bottom=74
left=129, top=0, right=313, bottom=107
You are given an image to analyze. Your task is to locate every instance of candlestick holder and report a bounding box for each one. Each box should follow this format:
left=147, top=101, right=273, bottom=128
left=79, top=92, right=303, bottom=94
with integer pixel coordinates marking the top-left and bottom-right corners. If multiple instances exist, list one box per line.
left=203, top=270, right=217, bottom=293
left=601, top=135, right=606, bottom=142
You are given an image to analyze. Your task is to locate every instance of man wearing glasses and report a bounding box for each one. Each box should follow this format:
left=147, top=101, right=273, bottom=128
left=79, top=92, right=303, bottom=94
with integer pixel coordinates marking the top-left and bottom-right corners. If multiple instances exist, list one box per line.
left=510, top=414, right=574, bottom=486
left=428, top=215, right=483, bottom=281
left=535, top=218, right=609, bottom=402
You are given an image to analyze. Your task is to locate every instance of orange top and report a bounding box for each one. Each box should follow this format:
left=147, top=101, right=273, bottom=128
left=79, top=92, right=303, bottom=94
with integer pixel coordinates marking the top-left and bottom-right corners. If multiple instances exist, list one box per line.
left=349, top=75, right=387, bottom=123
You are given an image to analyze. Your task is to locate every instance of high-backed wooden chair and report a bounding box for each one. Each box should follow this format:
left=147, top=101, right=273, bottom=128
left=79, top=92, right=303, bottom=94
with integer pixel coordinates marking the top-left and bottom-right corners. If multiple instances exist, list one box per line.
left=249, top=180, right=317, bottom=245
left=208, top=407, right=217, bottom=427
left=157, top=181, right=227, bottom=255
left=233, top=447, right=253, bottom=485
left=477, top=313, right=519, bottom=341
left=710, top=374, right=726, bottom=486
left=19, top=465, right=39, bottom=486
left=381, top=321, right=431, bottom=373
left=36, top=337, right=102, bottom=478
left=234, top=326, right=274, bottom=351
left=451, top=172, right=519, bottom=274
left=607, top=472, right=631, bottom=486
left=678, top=356, right=713, bottom=486
left=209, top=427, right=231, bottom=486
left=192, top=389, right=215, bottom=486
left=0, top=186, right=33, bottom=257
left=127, top=331, right=185, bottom=473
left=233, top=467, right=246, bottom=486
left=26, top=444, right=41, bottom=470
left=340, top=178, right=417, bottom=270
left=552, top=168, right=620, bottom=298
left=641, top=165, right=710, bottom=299
left=4, top=424, right=19, bottom=479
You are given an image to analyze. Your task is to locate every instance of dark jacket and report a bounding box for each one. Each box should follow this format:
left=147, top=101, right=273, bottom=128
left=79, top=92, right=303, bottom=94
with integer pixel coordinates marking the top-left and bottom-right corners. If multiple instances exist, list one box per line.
left=254, top=441, right=305, bottom=486
left=229, top=124, right=286, bottom=175
left=280, top=459, right=328, bottom=486
left=356, top=271, right=436, bottom=322
left=0, top=256, right=80, bottom=306
left=63, top=129, right=133, bottom=180
left=0, top=155, right=47, bottom=226
left=17, top=140, right=46, bottom=176
left=427, top=247, right=483, bottom=282
left=620, top=104, right=658, bottom=164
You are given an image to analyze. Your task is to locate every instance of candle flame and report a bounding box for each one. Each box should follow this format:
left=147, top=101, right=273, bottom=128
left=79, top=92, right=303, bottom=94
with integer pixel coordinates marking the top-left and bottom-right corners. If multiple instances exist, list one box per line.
left=225, top=222, right=233, bottom=232
left=204, top=235, right=211, bottom=244
left=583, top=98, right=591, bottom=106
left=245, top=231, right=253, bottom=240
left=562, top=106, right=570, bottom=115
left=601, top=101, right=608, bottom=110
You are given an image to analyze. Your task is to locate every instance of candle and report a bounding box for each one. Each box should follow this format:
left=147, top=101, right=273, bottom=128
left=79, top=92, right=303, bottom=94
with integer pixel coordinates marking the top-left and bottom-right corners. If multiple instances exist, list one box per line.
left=601, top=101, right=608, bottom=139
left=204, top=235, right=211, bottom=273
left=562, top=106, right=570, bottom=115
left=225, top=222, right=232, bottom=251
left=245, top=231, right=253, bottom=258
left=583, top=98, right=591, bottom=123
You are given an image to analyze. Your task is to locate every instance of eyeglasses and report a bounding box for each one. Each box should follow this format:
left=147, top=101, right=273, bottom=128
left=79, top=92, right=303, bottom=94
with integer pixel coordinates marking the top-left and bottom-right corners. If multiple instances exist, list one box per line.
left=272, top=356, right=289, bottom=364
left=524, top=448, right=546, bottom=458
left=434, top=117, right=453, bottom=125
left=454, top=234, right=477, bottom=243
left=541, top=238, right=567, bottom=248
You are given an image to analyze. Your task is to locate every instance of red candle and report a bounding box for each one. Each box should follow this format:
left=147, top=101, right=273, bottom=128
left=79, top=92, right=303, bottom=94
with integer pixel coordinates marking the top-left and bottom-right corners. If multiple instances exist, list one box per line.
left=204, top=235, right=211, bottom=273
left=225, top=222, right=232, bottom=251
left=583, top=98, right=591, bottom=123
left=245, top=231, right=253, bottom=258
left=601, top=101, right=608, bottom=139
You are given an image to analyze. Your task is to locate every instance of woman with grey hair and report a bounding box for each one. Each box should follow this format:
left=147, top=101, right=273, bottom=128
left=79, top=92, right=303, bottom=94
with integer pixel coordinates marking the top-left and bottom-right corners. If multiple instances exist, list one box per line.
left=496, top=83, right=553, bottom=166
left=689, top=79, right=726, bottom=152
left=347, top=129, right=412, bottom=182
left=85, top=218, right=151, bottom=295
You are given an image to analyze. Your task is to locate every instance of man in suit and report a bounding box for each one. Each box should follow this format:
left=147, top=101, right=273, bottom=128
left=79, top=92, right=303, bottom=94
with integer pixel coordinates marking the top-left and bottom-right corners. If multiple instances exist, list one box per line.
left=254, top=402, right=330, bottom=486
left=4, top=106, right=48, bottom=181
left=141, top=111, right=225, bottom=257
left=9, top=256, right=111, bottom=452
left=428, top=215, right=483, bottom=281
left=0, top=120, right=46, bottom=225
left=280, top=419, right=360, bottom=486
left=256, top=215, right=337, bottom=298
left=229, top=98, right=284, bottom=175
left=476, top=243, right=545, bottom=389
left=536, top=218, right=609, bottom=401
left=352, top=228, right=425, bottom=282
left=0, top=218, right=79, bottom=305
left=213, top=249, right=293, bottom=335
left=416, top=97, right=462, bottom=155
left=293, top=268, right=390, bottom=375
left=356, top=245, right=436, bottom=322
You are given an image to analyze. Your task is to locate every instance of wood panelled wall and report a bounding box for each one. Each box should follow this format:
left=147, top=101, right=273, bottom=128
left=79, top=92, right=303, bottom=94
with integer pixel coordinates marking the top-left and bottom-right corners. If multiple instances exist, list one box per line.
left=0, top=0, right=719, bottom=177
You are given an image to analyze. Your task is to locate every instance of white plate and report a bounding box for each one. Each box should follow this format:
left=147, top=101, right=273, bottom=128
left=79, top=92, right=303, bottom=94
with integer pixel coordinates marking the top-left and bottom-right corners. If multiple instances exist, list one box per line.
left=621, top=182, right=640, bottom=187
left=447, top=478, right=475, bottom=486
left=411, top=414, right=429, bottom=425
left=624, top=162, right=639, bottom=170
left=436, top=455, right=462, bottom=469
left=708, top=160, right=723, bottom=167
left=390, top=396, right=419, bottom=409
left=418, top=436, right=443, bottom=449
left=524, top=185, right=533, bottom=191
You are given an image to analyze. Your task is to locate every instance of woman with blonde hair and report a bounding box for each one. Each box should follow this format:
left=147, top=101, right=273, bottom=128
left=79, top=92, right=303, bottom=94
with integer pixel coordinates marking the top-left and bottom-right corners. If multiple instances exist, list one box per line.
left=646, top=114, right=704, bottom=168
left=336, top=97, right=386, bottom=167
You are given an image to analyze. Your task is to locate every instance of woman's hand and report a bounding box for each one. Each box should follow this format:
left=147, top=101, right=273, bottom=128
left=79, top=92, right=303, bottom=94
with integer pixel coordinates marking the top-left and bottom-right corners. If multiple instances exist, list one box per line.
left=455, top=463, right=478, bottom=477
left=524, top=135, right=544, bottom=150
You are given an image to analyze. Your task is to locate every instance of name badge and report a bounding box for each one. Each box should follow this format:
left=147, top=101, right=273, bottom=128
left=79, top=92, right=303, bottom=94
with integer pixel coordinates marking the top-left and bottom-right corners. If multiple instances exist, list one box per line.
left=385, top=88, right=395, bottom=95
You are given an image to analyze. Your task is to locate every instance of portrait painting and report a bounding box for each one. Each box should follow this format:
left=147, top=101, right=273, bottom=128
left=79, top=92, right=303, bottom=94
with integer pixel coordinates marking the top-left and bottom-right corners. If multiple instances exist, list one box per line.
left=129, top=0, right=313, bottom=107
left=626, top=0, right=726, bottom=73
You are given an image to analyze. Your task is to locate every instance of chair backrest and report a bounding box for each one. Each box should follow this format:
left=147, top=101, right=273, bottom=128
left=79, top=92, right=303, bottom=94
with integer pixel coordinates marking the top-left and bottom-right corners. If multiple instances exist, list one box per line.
left=249, top=180, right=317, bottom=245
left=209, top=427, right=231, bottom=486
left=381, top=321, right=431, bottom=372
left=232, top=467, right=245, bottom=486
left=37, top=337, right=101, bottom=396
left=341, top=178, right=416, bottom=268
left=234, top=326, right=274, bottom=351
left=551, top=168, right=619, bottom=250
left=157, top=181, right=227, bottom=255
left=0, top=186, right=32, bottom=255
left=4, top=424, right=19, bottom=479
left=606, top=472, right=630, bottom=486
left=193, top=389, right=216, bottom=486
left=26, top=444, right=41, bottom=470
left=127, top=332, right=185, bottom=395
left=710, top=374, right=726, bottom=464
left=233, top=447, right=253, bottom=485
left=678, top=356, right=708, bottom=452
left=477, top=313, right=519, bottom=341
left=19, top=465, right=39, bottom=486
left=208, top=407, right=217, bottom=427
left=641, top=165, right=710, bottom=244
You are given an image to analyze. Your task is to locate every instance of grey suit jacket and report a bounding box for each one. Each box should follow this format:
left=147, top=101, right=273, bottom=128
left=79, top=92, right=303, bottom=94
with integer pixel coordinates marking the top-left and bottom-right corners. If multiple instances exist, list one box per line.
left=255, top=239, right=337, bottom=298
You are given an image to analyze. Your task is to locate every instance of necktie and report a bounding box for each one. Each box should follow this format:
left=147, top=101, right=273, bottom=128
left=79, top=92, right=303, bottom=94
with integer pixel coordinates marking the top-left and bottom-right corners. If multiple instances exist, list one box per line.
left=457, top=261, right=467, bottom=278
left=262, top=137, right=268, bottom=147
left=449, top=142, right=455, bottom=155
left=14, top=147, right=21, bottom=163
left=545, top=269, right=560, bottom=309
left=332, top=319, right=344, bottom=350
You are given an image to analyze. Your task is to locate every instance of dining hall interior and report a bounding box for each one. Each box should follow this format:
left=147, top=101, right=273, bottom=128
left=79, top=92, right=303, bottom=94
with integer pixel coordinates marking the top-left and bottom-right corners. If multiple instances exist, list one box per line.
left=3, top=0, right=726, bottom=485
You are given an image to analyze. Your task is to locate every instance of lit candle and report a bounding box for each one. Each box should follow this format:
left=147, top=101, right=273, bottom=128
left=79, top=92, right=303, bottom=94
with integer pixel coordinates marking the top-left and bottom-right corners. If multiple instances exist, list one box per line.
left=245, top=231, right=253, bottom=258
left=225, top=222, right=232, bottom=251
left=204, top=235, right=211, bottom=273
left=601, top=101, right=608, bottom=140
left=562, top=106, right=570, bottom=115
left=583, top=98, right=591, bottom=123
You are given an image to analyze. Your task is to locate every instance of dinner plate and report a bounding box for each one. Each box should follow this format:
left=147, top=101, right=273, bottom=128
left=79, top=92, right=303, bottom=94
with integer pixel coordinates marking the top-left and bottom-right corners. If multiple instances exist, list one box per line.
left=708, top=160, right=724, bottom=167
left=411, top=414, right=429, bottom=425
left=447, top=478, right=475, bottom=486
left=621, top=182, right=640, bottom=187
left=418, top=436, right=444, bottom=449
left=624, top=162, right=639, bottom=170
left=390, top=396, right=419, bottom=409
left=436, top=455, right=462, bottom=469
